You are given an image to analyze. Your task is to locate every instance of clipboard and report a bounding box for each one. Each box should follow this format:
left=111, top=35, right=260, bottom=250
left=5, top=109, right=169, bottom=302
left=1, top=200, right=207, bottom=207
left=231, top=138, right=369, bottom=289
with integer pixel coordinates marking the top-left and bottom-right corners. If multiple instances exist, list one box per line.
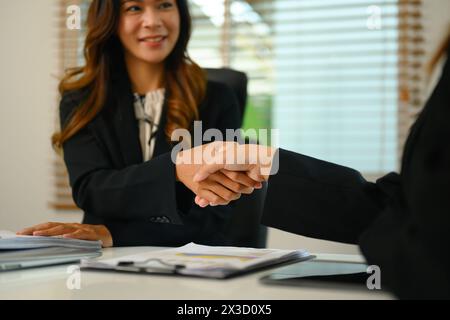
left=81, top=243, right=314, bottom=279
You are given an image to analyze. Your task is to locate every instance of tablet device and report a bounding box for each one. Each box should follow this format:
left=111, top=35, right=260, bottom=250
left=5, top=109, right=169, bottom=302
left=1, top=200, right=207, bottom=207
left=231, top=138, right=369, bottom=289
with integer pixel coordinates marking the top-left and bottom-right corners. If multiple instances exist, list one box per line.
left=260, top=259, right=369, bottom=287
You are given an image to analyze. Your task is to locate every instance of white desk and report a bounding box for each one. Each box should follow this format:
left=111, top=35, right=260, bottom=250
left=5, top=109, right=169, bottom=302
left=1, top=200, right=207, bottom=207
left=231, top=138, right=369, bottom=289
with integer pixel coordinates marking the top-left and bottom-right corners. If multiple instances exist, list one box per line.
left=0, top=247, right=394, bottom=300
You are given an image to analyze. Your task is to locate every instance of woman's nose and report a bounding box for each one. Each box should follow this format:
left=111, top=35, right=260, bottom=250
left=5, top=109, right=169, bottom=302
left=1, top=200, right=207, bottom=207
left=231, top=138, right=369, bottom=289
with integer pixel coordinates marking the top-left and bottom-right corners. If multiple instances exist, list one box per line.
left=142, top=9, right=163, bottom=28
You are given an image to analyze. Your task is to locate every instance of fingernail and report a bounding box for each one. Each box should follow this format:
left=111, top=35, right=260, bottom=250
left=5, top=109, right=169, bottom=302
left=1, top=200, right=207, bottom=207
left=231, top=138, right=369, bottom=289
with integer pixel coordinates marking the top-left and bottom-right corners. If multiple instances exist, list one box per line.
left=255, top=183, right=262, bottom=189
left=197, top=199, right=207, bottom=207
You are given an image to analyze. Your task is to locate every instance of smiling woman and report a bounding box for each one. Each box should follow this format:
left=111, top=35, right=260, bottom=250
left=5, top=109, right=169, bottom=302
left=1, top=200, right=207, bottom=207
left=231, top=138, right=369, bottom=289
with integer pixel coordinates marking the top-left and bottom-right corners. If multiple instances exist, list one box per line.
left=18, top=0, right=261, bottom=247
left=118, top=0, right=181, bottom=93
left=54, top=0, right=205, bottom=148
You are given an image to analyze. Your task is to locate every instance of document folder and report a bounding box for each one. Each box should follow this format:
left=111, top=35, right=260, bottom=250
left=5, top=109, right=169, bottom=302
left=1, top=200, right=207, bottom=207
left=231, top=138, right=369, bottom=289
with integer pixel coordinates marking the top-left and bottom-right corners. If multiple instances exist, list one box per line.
left=81, top=242, right=313, bottom=279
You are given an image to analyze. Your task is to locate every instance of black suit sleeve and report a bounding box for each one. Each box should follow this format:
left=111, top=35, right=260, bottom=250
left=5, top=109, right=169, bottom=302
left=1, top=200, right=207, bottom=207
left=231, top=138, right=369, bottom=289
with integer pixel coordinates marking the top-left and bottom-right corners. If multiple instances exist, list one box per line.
left=262, top=149, right=400, bottom=244
left=60, top=93, right=183, bottom=225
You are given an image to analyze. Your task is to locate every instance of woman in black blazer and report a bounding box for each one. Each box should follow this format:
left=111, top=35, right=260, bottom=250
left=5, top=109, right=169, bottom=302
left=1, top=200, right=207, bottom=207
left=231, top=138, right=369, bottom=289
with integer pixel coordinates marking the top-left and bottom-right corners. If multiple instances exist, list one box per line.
left=195, top=36, right=450, bottom=298
left=18, top=0, right=260, bottom=247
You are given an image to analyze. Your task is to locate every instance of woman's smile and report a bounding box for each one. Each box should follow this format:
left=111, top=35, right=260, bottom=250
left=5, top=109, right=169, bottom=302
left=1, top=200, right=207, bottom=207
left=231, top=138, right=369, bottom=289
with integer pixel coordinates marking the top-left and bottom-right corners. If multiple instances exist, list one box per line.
left=139, top=35, right=168, bottom=48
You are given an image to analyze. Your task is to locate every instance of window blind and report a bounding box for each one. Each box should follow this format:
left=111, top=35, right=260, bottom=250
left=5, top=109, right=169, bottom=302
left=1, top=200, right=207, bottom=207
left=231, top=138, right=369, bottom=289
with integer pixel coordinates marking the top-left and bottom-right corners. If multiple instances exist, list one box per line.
left=50, top=0, right=85, bottom=211
left=397, top=0, right=425, bottom=160
left=189, top=0, right=424, bottom=177
left=51, top=0, right=424, bottom=211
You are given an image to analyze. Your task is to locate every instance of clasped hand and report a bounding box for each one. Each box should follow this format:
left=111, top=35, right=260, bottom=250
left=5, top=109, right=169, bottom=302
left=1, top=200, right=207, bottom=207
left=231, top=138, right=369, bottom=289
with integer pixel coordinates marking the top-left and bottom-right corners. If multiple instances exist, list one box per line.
left=176, top=141, right=275, bottom=208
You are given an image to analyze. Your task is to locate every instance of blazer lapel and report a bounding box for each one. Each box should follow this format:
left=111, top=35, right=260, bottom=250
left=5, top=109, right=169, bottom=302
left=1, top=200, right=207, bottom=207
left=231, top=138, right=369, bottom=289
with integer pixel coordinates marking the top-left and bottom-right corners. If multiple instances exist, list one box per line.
left=153, top=93, right=172, bottom=156
left=110, top=72, right=143, bottom=166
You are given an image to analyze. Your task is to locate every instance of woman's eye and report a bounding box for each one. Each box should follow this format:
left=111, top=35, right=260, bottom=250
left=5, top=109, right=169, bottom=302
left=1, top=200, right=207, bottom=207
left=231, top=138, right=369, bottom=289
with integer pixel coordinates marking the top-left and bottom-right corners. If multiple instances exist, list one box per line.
left=159, top=2, right=173, bottom=10
left=126, top=5, right=142, bottom=12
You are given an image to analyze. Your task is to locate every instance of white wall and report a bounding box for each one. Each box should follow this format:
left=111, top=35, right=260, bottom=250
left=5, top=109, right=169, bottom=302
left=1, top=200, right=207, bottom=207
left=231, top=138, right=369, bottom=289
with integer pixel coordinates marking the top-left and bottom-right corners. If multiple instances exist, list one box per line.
left=0, top=0, right=448, bottom=253
left=0, top=0, right=82, bottom=232
left=423, top=0, right=450, bottom=61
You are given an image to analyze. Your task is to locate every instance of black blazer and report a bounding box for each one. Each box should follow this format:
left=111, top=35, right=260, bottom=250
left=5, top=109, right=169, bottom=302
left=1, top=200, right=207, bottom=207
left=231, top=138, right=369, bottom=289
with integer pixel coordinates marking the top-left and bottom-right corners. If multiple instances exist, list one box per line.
left=60, top=69, right=240, bottom=247
left=262, top=50, right=450, bottom=299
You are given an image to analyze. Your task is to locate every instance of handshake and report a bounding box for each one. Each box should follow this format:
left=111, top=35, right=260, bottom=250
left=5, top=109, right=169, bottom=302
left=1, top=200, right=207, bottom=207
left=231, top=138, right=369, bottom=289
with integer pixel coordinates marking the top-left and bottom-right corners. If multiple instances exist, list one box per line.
left=175, top=141, right=278, bottom=208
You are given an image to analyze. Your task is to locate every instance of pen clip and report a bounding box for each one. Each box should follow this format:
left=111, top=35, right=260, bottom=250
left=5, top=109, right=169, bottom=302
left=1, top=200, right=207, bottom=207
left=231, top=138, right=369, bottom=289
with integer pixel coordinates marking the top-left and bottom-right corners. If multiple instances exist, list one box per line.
left=117, top=258, right=185, bottom=273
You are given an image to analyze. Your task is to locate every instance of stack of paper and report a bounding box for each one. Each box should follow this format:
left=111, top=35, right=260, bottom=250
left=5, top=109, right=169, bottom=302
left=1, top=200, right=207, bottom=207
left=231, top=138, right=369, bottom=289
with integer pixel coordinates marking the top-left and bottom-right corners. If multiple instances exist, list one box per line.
left=81, top=242, right=312, bottom=279
left=0, top=230, right=102, bottom=271
left=0, top=230, right=102, bottom=250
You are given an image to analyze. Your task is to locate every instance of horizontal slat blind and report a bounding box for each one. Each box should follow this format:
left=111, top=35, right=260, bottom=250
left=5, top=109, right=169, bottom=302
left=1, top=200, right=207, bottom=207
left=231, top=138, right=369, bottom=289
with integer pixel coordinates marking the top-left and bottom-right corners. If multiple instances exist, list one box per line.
left=189, top=0, right=424, bottom=176
left=273, top=0, right=399, bottom=173
left=397, top=0, right=425, bottom=161
left=50, top=0, right=85, bottom=211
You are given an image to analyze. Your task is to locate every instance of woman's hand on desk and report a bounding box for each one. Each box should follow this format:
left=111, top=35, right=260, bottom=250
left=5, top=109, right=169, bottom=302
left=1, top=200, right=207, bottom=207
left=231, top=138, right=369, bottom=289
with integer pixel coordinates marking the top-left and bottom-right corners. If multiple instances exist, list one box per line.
left=17, top=223, right=113, bottom=248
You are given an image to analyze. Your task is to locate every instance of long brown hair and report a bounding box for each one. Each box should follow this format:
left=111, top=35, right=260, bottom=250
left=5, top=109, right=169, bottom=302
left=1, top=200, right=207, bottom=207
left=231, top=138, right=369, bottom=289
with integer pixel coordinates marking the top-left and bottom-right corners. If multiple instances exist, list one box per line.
left=52, top=0, right=206, bottom=149
left=427, top=27, right=450, bottom=75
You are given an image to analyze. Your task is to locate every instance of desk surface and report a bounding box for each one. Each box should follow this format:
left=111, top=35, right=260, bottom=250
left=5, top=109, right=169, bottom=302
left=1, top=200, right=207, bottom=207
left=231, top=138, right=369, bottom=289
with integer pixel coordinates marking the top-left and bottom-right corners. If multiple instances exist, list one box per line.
left=0, top=247, right=394, bottom=300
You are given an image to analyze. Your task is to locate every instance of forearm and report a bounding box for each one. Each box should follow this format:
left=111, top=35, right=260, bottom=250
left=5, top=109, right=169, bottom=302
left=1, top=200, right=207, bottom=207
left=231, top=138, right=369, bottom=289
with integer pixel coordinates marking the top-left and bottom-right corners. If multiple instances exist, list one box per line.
left=262, top=149, right=389, bottom=244
left=70, top=153, right=183, bottom=224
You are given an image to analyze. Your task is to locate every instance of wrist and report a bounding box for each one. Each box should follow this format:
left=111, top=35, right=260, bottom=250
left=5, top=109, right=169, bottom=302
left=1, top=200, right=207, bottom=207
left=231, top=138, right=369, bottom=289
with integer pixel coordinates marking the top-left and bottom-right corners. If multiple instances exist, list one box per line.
left=260, top=146, right=277, bottom=181
left=175, top=152, right=183, bottom=182
left=175, top=163, right=181, bottom=182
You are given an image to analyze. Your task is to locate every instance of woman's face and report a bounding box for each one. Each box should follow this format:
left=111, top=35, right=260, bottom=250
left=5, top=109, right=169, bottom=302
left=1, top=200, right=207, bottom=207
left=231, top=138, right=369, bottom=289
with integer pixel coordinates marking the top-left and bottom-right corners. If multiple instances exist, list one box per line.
left=118, top=0, right=180, bottom=66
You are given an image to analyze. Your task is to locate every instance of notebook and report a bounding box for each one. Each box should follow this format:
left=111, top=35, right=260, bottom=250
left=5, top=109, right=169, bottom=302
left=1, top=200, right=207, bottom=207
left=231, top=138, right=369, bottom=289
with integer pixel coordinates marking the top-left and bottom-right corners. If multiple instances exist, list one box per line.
left=0, top=230, right=102, bottom=271
left=81, top=242, right=313, bottom=279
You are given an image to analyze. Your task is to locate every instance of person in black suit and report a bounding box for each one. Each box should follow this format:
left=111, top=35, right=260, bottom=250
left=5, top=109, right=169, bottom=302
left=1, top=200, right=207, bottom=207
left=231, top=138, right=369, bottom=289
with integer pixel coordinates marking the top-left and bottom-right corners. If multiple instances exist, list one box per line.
left=194, top=37, right=450, bottom=298
left=17, top=0, right=261, bottom=247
